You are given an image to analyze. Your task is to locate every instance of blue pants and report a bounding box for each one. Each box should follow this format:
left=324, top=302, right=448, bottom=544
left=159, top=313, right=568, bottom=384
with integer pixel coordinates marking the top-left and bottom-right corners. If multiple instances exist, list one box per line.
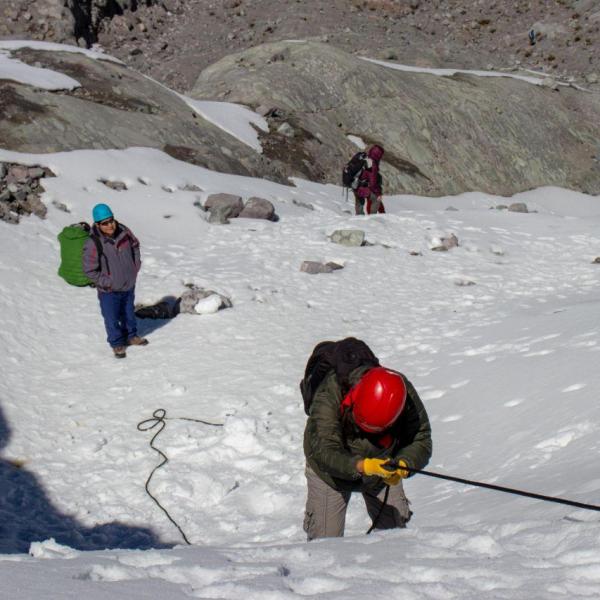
left=98, top=289, right=137, bottom=348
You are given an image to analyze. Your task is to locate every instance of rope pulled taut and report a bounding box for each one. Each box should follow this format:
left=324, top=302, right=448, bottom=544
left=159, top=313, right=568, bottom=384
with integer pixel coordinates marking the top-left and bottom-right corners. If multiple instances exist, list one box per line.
left=137, top=408, right=224, bottom=545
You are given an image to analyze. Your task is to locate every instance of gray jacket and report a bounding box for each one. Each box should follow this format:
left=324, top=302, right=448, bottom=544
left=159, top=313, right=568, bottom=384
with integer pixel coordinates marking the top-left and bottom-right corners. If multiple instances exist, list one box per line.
left=82, top=223, right=141, bottom=292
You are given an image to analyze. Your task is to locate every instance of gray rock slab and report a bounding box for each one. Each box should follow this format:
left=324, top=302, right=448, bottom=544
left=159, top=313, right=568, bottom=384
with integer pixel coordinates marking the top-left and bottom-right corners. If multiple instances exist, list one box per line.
left=508, top=202, right=529, bottom=213
left=300, top=261, right=344, bottom=274
left=192, top=40, right=600, bottom=196
left=330, top=229, right=365, bottom=247
left=205, top=193, right=243, bottom=224
left=238, top=196, right=275, bottom=220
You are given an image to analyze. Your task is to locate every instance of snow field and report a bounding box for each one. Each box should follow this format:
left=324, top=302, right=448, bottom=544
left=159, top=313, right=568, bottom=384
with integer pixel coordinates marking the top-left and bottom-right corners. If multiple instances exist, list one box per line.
left=0, top=147, right=599, bottom=598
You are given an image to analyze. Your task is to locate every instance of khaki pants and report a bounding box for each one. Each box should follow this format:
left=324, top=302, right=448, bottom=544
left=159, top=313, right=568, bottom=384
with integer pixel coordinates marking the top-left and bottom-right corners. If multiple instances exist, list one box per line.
left=303, top=465, right=412, bottom=540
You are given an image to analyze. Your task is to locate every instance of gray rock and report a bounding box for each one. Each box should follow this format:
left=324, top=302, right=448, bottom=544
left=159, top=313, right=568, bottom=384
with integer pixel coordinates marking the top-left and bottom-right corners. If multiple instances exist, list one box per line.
left=192, top=41, right=600, bottom=196
left=593, top=257, right=600, bottom=264
left=255, top=105, right=271, bottom=117
left=0, top=204, right=19, bottom=225
left=179, top=183, right=202, bottom=192
left=292, top=199, right=314, bottom=210
left=277, top=122, right=295, bottom=138
left=238, top=196, right=276, bottom=220
left=28, top=167, right=45, bottom=179
left=432, top=233, right=459, bottom=251
left=300, top=261, right=343, bottom=274
left=508, top=202, right=529, bottom=213
left=100, top=179, right=128, bottom=191
left=204, top=193, right=244, bottom=224
left=0, top=163, right=6, bottom=179
left=330, top=229, right=365, bottom=247
left=7, top=165, right=29, bottom=184
left=0, top=189, right=11, bottom=203
left=0, top=46, right=288, bottom=186
left=52, top=200, right=70, bottom=213
left=179, top=285, right=232, bottom=314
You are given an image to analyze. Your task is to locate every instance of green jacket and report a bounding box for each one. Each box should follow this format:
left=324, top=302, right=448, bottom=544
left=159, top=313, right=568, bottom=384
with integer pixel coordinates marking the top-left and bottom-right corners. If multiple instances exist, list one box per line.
left=303, top=365, right=432, bottom=492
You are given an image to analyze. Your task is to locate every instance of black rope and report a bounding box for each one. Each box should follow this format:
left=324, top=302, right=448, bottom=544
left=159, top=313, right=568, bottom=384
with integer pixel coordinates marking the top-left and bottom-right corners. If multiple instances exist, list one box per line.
left=387, top=461, right=600, bottom=512
left=366, top=484, right=390, bottom=534
left=136, top=408, right=224, bottom=545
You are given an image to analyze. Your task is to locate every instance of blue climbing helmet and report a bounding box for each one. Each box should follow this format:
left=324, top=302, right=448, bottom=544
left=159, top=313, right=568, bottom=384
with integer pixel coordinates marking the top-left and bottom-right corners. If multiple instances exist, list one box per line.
left=92, top=203, right=113, bottom=223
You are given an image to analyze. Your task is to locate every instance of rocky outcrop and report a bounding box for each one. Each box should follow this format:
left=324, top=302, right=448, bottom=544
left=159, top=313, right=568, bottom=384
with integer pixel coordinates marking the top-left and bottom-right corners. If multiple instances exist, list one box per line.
left=0, top=162, right=52, bottom=224
left=0, top=1, right=161, bottom=47
left=0, top=46, right=287, bottom=184
left=192, top=41, right=600, bottom=196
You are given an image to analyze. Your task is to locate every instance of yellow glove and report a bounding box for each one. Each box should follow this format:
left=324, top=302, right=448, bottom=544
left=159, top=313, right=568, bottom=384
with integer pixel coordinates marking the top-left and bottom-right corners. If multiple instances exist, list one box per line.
left=362, top=458, right=395, bottom=478
left=395, top=459, right=410, bottom=479
left=384, top=461, right=409, bottom=485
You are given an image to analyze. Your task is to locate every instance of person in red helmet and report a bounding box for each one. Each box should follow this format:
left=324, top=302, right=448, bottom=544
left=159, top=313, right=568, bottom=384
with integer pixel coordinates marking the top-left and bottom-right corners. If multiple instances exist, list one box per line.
left=354, top=144, right=385, bottom=215
left=303, top=356, right=432, bottom=540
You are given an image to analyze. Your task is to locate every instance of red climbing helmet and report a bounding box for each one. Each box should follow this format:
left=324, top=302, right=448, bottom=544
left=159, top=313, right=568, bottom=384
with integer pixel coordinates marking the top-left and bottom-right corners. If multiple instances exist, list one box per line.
left=349, top=367, right=406, bottom=433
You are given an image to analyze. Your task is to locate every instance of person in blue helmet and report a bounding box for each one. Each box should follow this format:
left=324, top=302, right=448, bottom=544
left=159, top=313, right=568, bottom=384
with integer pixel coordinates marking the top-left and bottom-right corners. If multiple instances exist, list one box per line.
left=82, top=203, right=148, bottom=358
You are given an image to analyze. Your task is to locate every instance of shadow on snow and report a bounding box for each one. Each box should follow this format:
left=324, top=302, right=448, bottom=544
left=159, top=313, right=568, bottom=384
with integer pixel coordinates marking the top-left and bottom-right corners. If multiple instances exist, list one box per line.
left=0, top=402, right=172, bottom=554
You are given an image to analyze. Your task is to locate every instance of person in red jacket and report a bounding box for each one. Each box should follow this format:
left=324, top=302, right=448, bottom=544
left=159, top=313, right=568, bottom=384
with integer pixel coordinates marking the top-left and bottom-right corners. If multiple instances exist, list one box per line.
left=354, top=144, right=385, bottom=215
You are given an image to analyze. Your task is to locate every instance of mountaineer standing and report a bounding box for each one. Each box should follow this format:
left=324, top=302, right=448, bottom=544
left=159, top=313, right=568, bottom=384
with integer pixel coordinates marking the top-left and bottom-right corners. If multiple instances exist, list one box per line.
left=301, top=337, right=432, bottom=539
left=83, top=203, right=148, bottom=358
left=354, top=144, right=385, bottom=215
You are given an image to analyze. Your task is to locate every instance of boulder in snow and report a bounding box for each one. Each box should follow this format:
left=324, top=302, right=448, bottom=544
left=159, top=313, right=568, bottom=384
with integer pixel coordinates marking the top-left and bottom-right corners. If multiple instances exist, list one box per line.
left=204, top=193, right=244, bottom=224
left=179, top=285, right=232, bottom=314
left=431, top=233, right=459, bottom=252
left=300, top=261, right=344, bottom=274
left=508, top=202, right=529, bottom=213
left=238, top=196, right=276, bottom=221
left=330, top=229, right=365, bottom=247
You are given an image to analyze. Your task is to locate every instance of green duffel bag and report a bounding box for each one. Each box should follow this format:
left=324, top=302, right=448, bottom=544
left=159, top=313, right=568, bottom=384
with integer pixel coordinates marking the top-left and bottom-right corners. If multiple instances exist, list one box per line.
left=57, top=222, right=96, bottom=287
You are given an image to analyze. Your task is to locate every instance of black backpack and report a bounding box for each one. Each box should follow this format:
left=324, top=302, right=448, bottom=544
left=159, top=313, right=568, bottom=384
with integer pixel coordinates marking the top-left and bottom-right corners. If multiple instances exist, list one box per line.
left=300, top=337, right=380, bottom=415
left=342, top=152, right=367, bottom=190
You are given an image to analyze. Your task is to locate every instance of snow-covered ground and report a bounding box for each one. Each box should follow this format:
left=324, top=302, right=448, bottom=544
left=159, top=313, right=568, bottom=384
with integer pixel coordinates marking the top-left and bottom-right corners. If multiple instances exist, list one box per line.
left=1, top=145, right=600, bottom=599
left=1, top=40, right=600, bottom=599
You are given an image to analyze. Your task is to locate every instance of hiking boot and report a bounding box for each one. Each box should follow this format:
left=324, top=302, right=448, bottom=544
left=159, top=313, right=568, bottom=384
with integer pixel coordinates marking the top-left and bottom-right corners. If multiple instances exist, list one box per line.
left=127, top=336, right=149, bottom=346
left=113, top=346, right=127, bottom=359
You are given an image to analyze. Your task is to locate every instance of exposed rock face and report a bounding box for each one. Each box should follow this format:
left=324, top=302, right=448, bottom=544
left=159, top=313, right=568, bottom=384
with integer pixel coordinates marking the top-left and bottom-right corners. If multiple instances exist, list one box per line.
left=192, top=41, right=600, bottom=196
left=0, top=162, right=52, bottom=224
left=0, top=46, right=287, bottom=183
left=0, top=1, right=160, bottom=48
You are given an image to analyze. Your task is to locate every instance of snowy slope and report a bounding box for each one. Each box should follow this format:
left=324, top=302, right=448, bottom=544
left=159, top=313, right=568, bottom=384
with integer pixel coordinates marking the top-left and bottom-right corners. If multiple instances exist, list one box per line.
left=1, top=145, right=599, bottom=599
left=1, top=41, right=600, bottom=597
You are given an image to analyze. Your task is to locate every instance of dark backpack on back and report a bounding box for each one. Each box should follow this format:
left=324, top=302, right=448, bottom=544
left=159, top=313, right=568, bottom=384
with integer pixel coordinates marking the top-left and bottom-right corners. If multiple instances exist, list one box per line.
left=300, top=337, right=380, bottom=416
left=342, top=152, right=367, bottom=190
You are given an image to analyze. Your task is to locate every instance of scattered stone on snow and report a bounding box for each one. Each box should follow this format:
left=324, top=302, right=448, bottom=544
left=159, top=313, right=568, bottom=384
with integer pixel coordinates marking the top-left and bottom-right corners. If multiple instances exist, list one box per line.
left=300, top=261, right=344, bottom=274
left=0, top=162, right=52, bottom=224
left=238, top=196, right=277, bottom=221
left=445, top=206, right=459, bottom=211
left=431, top=233, right=459, bottom=252
left=508, top=202, right=529, bottom=213
left=292, top=199, right=314, bottom=210
left=179, top=284, right=233, bottom=314
left=454, top=278, right=476, bottom=286
left=490, top=245, right=505, bottom=256
left=179, top=183, right=203, bottom=192
left=592, top=257, right=600, bottom=264
left=52, top=200, right=70, bottom=213
left=203, top=192, right=244, bottom=224
left=99, top=179, right=128, bottom=191
left=493, top=204, right=508, bottom=210
left=409, top=250, right=423, bottom=256
left=330, top=229, right=365, bottom=247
